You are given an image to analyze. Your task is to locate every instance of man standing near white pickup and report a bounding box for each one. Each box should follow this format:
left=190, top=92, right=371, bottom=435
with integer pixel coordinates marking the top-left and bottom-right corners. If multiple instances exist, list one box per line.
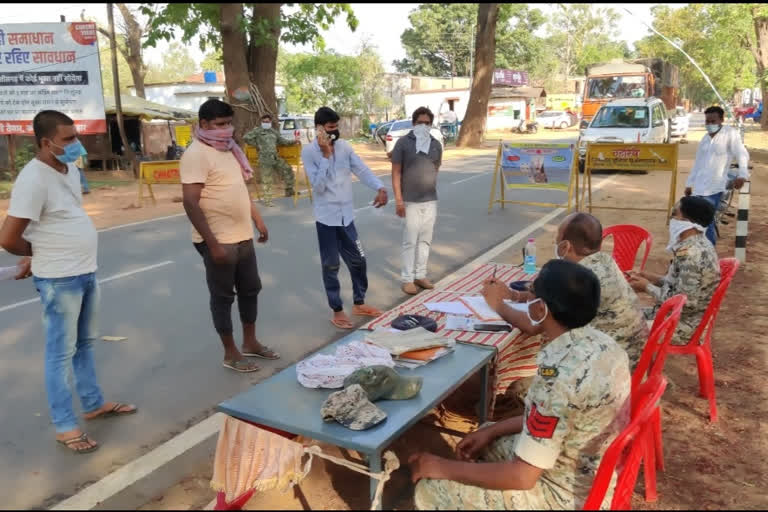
left=391, top=107, right=443, bottom=296
left=685, top=105, right=749, bottom=246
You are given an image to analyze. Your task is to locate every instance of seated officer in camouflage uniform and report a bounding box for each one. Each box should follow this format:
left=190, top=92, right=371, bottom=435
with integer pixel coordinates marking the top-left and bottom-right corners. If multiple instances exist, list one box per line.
left=410, top=260, right=631, bottom=510
left=483, top=212, right=648, bottom=371
left=243, top=113, right=298, bottom=207
left=628, top=196, right=720, bottom=344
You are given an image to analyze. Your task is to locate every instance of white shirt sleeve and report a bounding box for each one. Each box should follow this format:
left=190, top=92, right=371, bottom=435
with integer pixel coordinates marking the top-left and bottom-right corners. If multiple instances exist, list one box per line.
left=729, top=129, right=750, bottom=179
left=7, top=167, right=46, bottom=222
left=685, top=140, right=704, bottom=188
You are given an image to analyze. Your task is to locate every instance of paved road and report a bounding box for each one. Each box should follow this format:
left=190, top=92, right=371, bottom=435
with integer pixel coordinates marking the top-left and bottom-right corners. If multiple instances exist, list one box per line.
left=0, top=136, right=602, bottom=509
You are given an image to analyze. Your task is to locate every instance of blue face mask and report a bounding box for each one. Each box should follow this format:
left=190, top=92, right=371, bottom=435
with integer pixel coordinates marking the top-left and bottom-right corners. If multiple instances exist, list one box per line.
left=705, top=124, right=721, bottom=135
left=51, top=140, right=86, bottom=164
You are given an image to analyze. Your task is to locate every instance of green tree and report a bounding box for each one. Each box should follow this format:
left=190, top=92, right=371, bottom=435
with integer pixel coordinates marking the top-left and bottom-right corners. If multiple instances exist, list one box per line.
left=356, top=39, right=387, bottom=117
left=394, top=4, right=546, bottom=78
left=140, top=3, right=358, bottom=137
left=146, top=42, right=198, bottom=83
left=97, top=32, right=134, bottom=94
left=634, top=4, right=757, bottom=111
left=279, top=50, right=362, bottom=114
left=201, top=49, right=224, bottom=72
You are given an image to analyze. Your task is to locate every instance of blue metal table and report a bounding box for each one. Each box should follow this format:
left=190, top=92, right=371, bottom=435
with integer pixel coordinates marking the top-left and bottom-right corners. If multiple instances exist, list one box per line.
left=218, top=330, right=496, bottom=509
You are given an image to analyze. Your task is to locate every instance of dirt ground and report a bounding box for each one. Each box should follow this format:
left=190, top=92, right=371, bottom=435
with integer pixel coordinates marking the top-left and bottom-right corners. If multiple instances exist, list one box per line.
left=133, top=135, right=768, bottom=510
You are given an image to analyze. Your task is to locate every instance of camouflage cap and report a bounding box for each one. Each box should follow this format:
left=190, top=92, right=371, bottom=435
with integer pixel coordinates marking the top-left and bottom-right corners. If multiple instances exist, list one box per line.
left=321, top=384, right=387, bottom=431
left=343, top=365, right=423, bottom=401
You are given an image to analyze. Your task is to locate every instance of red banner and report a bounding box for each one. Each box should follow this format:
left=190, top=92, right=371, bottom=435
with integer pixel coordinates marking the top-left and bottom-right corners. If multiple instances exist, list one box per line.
left=0, top=119, right=107, bottom=136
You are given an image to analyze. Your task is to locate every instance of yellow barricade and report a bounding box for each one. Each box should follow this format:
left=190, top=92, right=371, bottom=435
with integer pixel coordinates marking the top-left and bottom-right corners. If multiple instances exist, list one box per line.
left=580, top=143, right=679, bottom=222
left=244, top=143, right=313, bottom=206
left=174, top=125, right=192, bottom=148
left=137, top=160, right=181, bottom=206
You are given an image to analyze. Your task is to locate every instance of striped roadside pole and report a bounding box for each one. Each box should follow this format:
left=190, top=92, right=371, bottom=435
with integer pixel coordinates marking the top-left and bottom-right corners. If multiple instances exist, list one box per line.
left=735, top=180, right=750, bottom=263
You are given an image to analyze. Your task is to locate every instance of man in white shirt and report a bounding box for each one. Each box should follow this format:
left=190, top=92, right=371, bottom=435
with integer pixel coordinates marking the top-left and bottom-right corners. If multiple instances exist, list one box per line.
left=685, top=105, right=749, bottom=245
left=0, top=111, right=137, bottom=454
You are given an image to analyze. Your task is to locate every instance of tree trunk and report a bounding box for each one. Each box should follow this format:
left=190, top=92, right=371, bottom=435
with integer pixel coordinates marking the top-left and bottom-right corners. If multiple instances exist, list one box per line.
left=248, top=3, right=281, bottom=127
left=457, top=3, right=499, bottom=147
left=752, top=8, right=768, bottom=130
left=220, top=3, right=257, bottom=141
left=107, top=3, right=137, bottom=176
left=116, top=3, right=147, bottom=98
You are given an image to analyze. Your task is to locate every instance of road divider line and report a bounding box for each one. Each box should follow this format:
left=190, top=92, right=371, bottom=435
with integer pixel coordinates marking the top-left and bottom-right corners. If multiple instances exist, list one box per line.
left=0, top=261, right=174, bottom=313
left=451, top=173, right=485, bottom=185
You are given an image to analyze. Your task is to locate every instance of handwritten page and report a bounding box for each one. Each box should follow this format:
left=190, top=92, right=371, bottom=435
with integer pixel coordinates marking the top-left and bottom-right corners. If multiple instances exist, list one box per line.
left=459, top=296, right=503, bottom=321
left=424, top=301, right=472, bottom=315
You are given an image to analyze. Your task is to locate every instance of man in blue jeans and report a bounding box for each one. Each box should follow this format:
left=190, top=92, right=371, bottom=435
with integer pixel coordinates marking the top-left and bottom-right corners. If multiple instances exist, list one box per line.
left=685, top=105, right=749, bottom=245
left=0, top=110, right=137, bottom=454
left=302, top=106, right=388, bottom=329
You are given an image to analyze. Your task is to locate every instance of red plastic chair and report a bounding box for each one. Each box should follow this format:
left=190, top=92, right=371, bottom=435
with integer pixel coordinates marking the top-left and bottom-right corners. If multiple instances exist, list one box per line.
left=583, top=375, right=668, bottom=510
left=666, top=258, right=740, bottom=422
left=602, top=225, right=653, bottom=273
left=630, top=294, right=686, bottom=502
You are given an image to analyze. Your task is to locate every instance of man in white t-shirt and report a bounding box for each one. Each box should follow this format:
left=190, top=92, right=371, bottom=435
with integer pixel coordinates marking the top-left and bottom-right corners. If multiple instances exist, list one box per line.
left=0, top=110, right=137, bottom=455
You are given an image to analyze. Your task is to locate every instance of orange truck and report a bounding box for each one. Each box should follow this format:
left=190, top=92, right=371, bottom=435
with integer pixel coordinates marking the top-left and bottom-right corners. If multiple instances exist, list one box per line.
left=581, top=58, right=680, bottom=124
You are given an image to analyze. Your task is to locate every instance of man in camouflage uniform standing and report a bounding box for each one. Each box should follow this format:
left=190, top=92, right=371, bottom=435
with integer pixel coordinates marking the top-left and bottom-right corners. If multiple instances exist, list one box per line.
left=410, top=260, right=631, bottom=510
left=243, top=113, right=298, bottom=207
left=629, top=196, right=720, bottom=344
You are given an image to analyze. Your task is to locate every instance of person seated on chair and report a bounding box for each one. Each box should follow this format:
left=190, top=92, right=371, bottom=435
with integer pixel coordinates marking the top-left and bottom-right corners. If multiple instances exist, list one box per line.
left=409, top=260, right=630, bottom=510
left=482, top=213, right=648, bottom=371
left=243, top=113, right=299, bottom=207
left=628, top=196, right=720, bottom=344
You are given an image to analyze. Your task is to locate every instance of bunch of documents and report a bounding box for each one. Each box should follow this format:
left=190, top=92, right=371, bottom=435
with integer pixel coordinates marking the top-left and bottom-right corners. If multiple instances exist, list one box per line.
left=424, top=295, right=528, bottom=331
left=364, top=327, right=455, bottom=369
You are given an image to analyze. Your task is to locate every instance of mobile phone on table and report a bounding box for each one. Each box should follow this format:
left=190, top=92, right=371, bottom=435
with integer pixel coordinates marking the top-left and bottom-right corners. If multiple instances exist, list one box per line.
left=473, top=323, right=513, bottom=332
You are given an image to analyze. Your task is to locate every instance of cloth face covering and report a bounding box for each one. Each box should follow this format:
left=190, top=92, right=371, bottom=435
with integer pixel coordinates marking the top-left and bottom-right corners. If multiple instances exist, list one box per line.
left=667, top=219, right=706, bottom=252
left=413, top=124, right=431, bottom=155
left=195, top=126, right=254, bottom=180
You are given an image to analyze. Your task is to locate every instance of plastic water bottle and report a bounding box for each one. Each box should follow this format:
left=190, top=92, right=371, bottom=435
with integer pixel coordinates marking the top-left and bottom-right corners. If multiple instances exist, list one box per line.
left=524, top=238, right=537, bottom=275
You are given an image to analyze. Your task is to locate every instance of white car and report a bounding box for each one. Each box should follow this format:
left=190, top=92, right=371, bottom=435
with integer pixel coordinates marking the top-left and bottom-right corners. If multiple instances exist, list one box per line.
left=385, top=119, right=444, bottom=156
left=670, top=106, right=690, bottom=138
left=279, top=116, right=315, bottom=145
left=538, top=110, right=575, bottom=129
left=578, top=97, right=670, bottom=165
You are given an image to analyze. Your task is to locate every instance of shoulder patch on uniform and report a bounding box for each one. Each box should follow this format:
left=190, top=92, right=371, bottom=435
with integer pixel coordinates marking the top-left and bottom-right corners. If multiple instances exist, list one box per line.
left=538, top=366, right=559, bottom=378
left=526, top=404, right=559, bottom=439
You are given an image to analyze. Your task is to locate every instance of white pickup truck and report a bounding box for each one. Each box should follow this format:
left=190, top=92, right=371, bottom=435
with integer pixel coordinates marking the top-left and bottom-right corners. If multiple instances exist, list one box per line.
left=670, top=106, right=690, bottom=138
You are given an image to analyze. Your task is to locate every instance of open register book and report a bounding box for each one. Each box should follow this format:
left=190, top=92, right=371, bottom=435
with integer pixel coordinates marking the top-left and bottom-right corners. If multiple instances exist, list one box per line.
left=364, top=327, right=456, bottom=369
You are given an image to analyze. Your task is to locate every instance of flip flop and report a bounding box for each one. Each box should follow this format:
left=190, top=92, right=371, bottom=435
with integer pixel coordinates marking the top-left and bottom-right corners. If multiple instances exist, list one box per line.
left=242, top=346, right=281, bottom=360
left=331, top=318, right=354, bottom=329
left=85, top=403, right=138, bottom=421
left=57, top=433, right=99, bottom=454
left=352, top=305, right=383, bottom=318
left=223, top=359, right=260, bottom=373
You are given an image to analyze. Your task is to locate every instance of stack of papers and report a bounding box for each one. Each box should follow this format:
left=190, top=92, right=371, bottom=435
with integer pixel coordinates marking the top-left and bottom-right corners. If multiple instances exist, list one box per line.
left=365, top=327, right=456, bottom=368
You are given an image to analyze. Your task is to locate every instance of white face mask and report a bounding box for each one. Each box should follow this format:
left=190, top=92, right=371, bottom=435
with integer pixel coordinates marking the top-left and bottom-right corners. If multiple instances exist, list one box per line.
left=667, top=218, right=703, bottom=251
left=261, top=122, right=272, bottom=129
left=413, top=123, right=430, bottom=137
left=526, top=298, right=548, bottom=326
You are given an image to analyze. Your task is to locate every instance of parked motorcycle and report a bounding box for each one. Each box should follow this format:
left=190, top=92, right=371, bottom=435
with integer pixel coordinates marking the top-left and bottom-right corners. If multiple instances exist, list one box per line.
left=515, top=119, right=538, bottom=134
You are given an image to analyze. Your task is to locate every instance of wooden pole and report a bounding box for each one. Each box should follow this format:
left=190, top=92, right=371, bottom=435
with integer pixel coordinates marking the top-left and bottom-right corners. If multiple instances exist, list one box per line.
left=107, top=3, right=137, bottom=177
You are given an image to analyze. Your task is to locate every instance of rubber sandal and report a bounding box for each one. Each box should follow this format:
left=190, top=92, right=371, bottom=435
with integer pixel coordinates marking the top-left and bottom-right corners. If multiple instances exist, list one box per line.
left=352, top=305, right=383, bottom=318
left=57, top=433, right=99, bottom=454
left=85, top=403, right=138, bottom=420
left=223, top=359, right=260, bottom=373
left=330, top=318, right=354, bottom=329
left=242, top=346, right=281, bottom=360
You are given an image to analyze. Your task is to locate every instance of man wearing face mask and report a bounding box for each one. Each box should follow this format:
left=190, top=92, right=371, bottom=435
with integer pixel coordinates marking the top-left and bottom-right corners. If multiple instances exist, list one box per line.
left=628, top=196, right=720, bottom=344
left=302, top=106, right=388, bottom=329
left=243, top=113, right=299, bottom=207
left=409, top=260, right=630, bottom=510
left=180, top=99, right=276, bottom=374
left=482, top=212, right=648, bottom=371
left=685, top=105, right=749, bottom=246
left=391, top=107, right=442, bottom=295
left=0, top=110, right=137, bottom=454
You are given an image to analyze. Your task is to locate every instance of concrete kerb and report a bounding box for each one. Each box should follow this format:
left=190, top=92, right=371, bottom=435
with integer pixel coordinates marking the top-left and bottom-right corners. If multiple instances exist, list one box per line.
left=49, top=176, right=620, bottom=511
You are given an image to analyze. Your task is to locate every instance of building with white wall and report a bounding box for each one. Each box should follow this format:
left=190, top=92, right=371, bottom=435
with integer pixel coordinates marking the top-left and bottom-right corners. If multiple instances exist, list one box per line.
left=128, top=71, right=286, bottom=114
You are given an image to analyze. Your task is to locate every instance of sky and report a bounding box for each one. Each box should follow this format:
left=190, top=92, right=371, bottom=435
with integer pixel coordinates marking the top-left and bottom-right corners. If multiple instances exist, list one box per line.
left=0, top=3, right=674, bottom=73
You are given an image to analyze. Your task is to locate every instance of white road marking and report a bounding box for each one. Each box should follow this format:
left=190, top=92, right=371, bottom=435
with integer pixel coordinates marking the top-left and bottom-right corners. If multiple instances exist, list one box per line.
left=0, top=261, right=174, bottom=313
left=451, top=173, right=485, bottom=185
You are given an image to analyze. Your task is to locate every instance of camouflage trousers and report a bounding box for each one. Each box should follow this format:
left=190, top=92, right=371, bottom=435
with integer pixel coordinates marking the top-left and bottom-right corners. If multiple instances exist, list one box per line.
left=414, top=431, right=560, bottom=510
left=260, top=158, right=295, bottom=203
left=643, top=307, right=695, bottom=345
